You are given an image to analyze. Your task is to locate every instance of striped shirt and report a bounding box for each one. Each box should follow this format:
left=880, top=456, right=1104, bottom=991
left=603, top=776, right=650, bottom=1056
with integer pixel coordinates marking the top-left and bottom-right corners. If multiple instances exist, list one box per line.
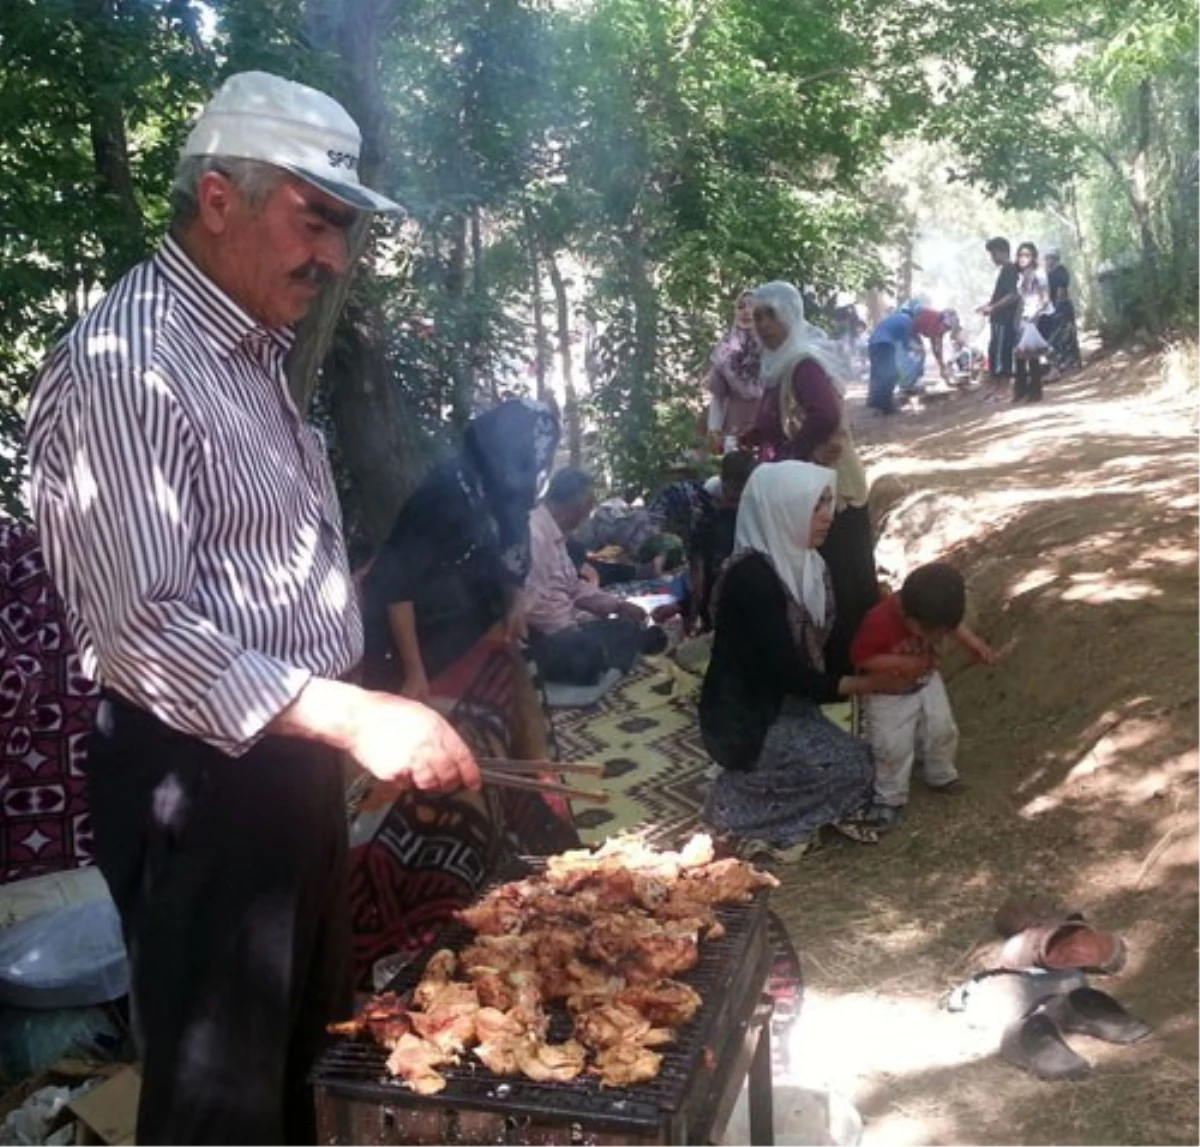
left=26, top=236, right=363, bottom=756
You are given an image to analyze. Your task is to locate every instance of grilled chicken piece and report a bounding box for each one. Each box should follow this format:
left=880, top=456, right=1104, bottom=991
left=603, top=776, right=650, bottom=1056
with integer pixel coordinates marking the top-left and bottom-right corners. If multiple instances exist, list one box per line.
left=407, top=986, right=481, bottom=1055
left=624, top=925, right=700, bottom=982
left=326, top=992, right=402, bottom=1036
left=571, top=1001, right=673, bottom=1050
left=460, top=933, right=538, bottom=975
left=327, top=992, right=413, bottom=1046
left=540, top=956, right=621, bottom=1002
left=385, top=1032, right=454, bottom=1094
left=591, top=1043, right=664, bottom=1087
left=516, top=1039, right=588, bottom=1083
left=413, top=976, right=478, bottom=1017
left=615, top=979, right=702, bottom=1028
left=681, top=857, right=780, bottom=904
left=473, top=1006, right=549, bottom=1074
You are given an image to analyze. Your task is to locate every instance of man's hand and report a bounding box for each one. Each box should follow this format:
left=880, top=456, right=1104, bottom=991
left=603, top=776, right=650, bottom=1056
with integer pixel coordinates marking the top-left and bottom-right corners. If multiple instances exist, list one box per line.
left=579, top=563, right=601, bottom=588
left=615, top=600, right=647, bottom=624
left=269, top=679, right=480, bottom=793
left=976, top=303, right=991, bottom=316
left=346, top=691, right=480, bottom=792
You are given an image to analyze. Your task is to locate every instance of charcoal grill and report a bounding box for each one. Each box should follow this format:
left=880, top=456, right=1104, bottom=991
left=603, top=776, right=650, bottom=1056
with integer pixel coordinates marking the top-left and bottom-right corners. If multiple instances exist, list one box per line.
left=313, top=895, right=775, bottom=1145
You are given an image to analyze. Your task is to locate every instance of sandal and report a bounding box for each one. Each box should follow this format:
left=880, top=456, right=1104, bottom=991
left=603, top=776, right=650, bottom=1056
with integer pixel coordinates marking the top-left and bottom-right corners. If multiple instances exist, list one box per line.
left=863, top=804, right=905, bottom=830
left=1000, top=1013, right=1091, bottom=1081
left=994, top=895, right=1083, bottom=938
left=830, top=819, right=880, bottom=844
left=999, top=918, right=1127, bottom=975
left=1040, top=988, right=1151, bottom=1045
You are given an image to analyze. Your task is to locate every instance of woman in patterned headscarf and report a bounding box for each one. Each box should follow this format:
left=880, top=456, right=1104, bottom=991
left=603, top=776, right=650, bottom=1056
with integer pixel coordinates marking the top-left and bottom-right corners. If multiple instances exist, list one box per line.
left=705, top=290, right=763, bottom=442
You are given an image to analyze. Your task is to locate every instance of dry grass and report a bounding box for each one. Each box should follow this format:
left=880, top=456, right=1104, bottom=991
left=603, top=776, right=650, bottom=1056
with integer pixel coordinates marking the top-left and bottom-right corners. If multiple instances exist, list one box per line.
left=771, top=352, right=1199, bottom=1145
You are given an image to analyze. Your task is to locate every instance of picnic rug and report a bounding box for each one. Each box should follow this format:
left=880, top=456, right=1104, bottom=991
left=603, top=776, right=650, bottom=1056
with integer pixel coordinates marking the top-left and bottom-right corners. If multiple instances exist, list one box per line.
left=549, top=647, right=857, bottom=847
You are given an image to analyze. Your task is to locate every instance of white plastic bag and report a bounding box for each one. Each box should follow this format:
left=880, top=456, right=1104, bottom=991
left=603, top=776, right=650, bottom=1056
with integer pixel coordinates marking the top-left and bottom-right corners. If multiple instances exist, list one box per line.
left=1016, top=319, right=1049, bottom=356
left=0, top=901, right=128, bottom=1009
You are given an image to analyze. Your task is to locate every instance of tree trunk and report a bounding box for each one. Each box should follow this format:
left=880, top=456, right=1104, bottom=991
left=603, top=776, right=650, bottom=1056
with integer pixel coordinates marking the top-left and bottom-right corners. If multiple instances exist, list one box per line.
left=625, top=212, right=658, bottom=468
left=326, top=308, right=434, bottom=546
left=897, top=228, right=915, bottom=303
left=76, top=0, right=147, bottom=280
left=1130, top=78, right=1160, bottom=318
left=522, top=205, right=550, bottom=405
left=545, top=250, right=581, bottom=466
left=470, top=205, right=491, bottom=403
left=289, top=0, right=434, bottom=542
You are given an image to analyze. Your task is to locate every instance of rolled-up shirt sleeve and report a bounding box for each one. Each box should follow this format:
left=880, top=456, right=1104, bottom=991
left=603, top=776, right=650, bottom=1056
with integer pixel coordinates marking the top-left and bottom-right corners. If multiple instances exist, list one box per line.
left=31, top=359, right=309, bottom=756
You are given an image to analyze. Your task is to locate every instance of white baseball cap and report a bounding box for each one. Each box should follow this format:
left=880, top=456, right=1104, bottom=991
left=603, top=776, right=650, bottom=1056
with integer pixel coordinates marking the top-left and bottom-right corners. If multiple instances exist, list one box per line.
left=182, top=71, right=401, bottom=214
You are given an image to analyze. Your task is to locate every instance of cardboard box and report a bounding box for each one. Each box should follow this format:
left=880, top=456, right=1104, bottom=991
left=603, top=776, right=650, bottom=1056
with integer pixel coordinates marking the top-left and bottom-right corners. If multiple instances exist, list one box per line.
left=67, top=1066, right=140, bottom=1146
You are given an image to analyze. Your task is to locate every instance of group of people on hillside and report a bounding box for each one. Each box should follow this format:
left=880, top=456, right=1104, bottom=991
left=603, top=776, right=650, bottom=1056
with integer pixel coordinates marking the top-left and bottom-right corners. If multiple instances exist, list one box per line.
left=979, top=237, right=1081, bottom=404
left=13, top=69, right=1002, bottom=1146
left=704, top=241, right=1083, bottom=424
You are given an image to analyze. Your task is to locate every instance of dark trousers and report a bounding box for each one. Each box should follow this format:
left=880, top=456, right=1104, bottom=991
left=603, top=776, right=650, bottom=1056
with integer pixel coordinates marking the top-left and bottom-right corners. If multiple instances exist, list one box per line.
left=1014, top=355, right=1044, bottom=402
left=818, top=505, right=881, bottom=680
left=88, top=696, right=350, bottom=1145
left=529, top=617, right=645, bottom=685
left=988, top=319, right=1016, bottom=378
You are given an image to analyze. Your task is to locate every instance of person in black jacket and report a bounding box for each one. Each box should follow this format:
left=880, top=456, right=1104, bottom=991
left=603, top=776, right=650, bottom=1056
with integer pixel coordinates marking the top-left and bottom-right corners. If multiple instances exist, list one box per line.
left=699, top=461, right=921, bottom=860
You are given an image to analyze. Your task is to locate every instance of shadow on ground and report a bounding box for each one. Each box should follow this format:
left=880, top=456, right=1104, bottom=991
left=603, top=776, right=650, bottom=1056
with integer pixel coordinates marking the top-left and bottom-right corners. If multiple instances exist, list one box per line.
left=771, top=348, right=1199, bottom=1146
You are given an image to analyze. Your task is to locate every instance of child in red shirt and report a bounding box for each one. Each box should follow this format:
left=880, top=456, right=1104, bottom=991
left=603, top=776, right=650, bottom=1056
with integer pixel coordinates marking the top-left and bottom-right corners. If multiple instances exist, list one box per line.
left=850, top=562, right=995, bottom=826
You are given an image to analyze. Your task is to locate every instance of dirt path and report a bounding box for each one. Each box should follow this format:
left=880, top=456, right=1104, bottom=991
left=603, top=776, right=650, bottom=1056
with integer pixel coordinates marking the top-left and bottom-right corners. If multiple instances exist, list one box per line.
left=771, top=349, right=1199, bottom=1146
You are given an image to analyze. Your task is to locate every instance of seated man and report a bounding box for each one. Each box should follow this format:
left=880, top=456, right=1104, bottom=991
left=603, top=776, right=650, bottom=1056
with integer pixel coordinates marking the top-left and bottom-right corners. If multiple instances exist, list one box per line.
left=525, top=469, right=665, bottom=685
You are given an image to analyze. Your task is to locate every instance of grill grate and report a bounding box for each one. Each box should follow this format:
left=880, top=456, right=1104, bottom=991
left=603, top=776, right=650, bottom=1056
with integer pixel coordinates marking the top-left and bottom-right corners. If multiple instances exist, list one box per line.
left=313, top=896, right=768, bottom=1135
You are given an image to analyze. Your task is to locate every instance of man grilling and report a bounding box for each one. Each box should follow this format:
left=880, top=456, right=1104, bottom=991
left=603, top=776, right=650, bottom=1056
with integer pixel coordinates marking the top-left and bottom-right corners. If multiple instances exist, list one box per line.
left=26, top=72, right=479, bottom=1144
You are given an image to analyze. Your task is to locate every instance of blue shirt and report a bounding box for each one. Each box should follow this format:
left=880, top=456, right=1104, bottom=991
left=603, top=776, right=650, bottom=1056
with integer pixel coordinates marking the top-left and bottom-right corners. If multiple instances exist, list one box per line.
left=869, top=311, right=915, bottom=347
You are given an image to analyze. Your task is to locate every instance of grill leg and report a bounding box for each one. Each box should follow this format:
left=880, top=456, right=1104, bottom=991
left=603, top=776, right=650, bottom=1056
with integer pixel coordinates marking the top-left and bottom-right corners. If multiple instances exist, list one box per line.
left=748, top=1016, right=774, bottom=1146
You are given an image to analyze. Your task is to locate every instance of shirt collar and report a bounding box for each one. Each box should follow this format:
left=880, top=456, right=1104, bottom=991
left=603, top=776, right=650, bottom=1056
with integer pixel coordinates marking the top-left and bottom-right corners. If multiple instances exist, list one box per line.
left=154, top=235, right=296, bottom=360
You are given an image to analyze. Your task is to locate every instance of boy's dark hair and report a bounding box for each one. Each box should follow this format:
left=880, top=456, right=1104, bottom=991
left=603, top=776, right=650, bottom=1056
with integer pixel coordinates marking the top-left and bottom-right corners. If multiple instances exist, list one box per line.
left=985, top=236, right=1011, bottom=257
left=720, top=450, right=755, bottom=486
left=900, top=562, right=966, bottom=631
left=545, top=467, right=595, bottom=508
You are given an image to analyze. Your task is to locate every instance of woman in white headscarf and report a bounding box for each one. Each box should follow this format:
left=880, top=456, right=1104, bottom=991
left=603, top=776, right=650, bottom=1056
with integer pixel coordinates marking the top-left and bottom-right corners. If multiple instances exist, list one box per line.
left=748, top=281, right=880, bottom=681
left=698, top=463, right=920, bottom=861
left=705, top=290, right=763, bottom=442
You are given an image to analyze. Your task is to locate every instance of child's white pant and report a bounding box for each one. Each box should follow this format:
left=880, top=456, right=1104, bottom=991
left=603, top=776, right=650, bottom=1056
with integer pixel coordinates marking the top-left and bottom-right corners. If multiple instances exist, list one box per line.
left=864, top=672, right=959, bottom=806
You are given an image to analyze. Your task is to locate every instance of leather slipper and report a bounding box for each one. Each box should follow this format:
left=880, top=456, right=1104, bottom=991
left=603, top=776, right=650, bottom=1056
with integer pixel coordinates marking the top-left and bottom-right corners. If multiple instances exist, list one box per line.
left=999, top=918, right=1127, bottom=975
left=994, top=895, right=1084, bottom=938
left=1040, top=988, right=1152, bottom=1045
left=1000, top=1013, right=1092, bottom=1081
left=945, top=968, right=1087, bottom=1030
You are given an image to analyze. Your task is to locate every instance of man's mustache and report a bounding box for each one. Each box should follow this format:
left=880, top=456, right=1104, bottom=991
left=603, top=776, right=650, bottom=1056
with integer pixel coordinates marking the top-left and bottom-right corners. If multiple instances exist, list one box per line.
left=291, top=263, right=337, bottom=288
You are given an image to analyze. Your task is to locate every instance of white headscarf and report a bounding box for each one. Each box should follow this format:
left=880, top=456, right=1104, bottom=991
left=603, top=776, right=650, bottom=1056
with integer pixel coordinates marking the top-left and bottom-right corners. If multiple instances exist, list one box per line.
left=734, top=460, right=837, bottom=626
left=752, top=281, right=852, bottom=394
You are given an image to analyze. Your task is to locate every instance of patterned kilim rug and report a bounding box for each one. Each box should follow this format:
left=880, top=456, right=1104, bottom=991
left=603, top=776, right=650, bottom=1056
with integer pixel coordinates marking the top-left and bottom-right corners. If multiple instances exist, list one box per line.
left=551, top=656, right=710, bottom=846
left=550, top=648, right=856, bottom=846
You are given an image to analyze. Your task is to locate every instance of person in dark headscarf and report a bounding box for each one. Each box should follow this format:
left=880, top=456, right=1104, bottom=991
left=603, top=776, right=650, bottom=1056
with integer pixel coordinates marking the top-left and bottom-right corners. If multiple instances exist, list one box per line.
left=362, top=399, right=559, bottom=698
left=705, top=290, right=763, bottom=444
left=351, top=399, right=577, bottom=992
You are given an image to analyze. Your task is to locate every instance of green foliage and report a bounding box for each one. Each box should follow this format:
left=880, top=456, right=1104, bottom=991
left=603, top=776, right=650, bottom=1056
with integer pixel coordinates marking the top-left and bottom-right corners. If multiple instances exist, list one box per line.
left=0, top=0, right=214, bottom=516
left=1, top=0, right=1195, bottom=514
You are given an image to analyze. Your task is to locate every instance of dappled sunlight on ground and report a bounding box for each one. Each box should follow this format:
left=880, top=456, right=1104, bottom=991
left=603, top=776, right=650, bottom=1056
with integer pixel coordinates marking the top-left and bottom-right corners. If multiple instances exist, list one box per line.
left=772, top=348, right=1198, bottom=1145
